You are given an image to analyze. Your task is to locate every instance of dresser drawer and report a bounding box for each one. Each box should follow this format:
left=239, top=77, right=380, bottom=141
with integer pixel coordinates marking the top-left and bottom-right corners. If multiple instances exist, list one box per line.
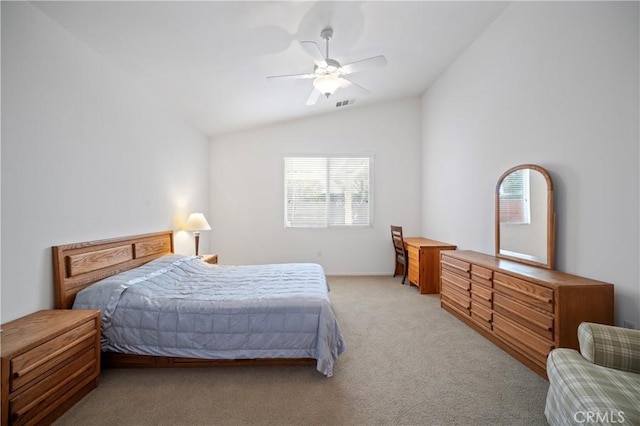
left=10, top=349, right=97, bottom=425
left=493, top=313, right=554, bottom=367
left=493, top=293, right=554, bottom=340
left=470, top=302, right=492, bottom=330
left=441, top=298, right=470, bottom=319
left=470, top=264, right=492, bottom=287
left=470, top=283, right=492, bottom=307
left=441, top=256, right=470, bottom=277
left=441, top=282, right=470, bottom=313
left=441, top=269, right=470, bottom=292
left=10, top=319, right=97, bottom=393
left=493, top=272, right=554, bottom=313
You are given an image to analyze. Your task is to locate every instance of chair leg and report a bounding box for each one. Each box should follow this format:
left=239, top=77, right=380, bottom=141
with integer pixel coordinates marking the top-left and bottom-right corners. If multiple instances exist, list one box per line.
left=402, top=264, right=407, bottom=285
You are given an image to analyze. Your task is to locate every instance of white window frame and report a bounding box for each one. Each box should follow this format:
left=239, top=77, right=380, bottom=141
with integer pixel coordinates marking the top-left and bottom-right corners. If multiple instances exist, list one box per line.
left=284, top=154, right=374, bottom=229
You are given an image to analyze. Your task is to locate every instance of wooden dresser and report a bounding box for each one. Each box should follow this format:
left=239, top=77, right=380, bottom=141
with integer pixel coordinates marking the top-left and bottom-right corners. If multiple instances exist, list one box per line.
left=440, top=250, right=614, bottom=378
left=1, top=310, right=101, bottom=425
left=404, top=238, right=456, bottom=294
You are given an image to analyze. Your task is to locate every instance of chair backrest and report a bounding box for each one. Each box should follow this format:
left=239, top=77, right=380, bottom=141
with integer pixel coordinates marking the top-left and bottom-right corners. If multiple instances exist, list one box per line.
left=391, top=225, right=406, bottom=256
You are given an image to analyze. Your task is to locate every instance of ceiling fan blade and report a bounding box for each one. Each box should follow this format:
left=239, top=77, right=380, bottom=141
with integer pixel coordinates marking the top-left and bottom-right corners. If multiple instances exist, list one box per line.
left=339, top=77, right=371, bottom=94
left=266, top=73, right=316, bottom=80
left=341, top=55, right=387, bottom=75
left=300, top=41, right=327, bottom=67
left=305, top=88, right=321, bottom=106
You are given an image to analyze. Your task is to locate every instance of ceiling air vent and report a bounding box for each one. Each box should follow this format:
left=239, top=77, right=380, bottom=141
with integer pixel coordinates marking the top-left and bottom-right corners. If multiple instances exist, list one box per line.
left=336, top=99, right=356, bottom=108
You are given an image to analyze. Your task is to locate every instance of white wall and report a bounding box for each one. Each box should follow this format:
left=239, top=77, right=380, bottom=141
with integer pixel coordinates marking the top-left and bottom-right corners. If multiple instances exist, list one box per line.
left=209, top=98, right=422, bottom=275
left=421, top=1, right=639, bottom=326
left=1, top=2, right=210, bottom=322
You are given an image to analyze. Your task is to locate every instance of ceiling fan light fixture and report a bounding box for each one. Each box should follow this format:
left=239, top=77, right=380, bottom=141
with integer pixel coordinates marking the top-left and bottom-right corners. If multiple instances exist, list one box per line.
left=313, top=75, right=341, bottom=98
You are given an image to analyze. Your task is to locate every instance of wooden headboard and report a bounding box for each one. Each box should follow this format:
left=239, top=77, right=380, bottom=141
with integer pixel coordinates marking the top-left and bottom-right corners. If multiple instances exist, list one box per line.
left=52, top=230, right=174, bottom=309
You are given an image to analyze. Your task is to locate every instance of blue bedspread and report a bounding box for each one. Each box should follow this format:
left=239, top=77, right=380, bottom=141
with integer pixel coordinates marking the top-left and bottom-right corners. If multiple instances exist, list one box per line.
left=73, top=254, right=345, bottom=376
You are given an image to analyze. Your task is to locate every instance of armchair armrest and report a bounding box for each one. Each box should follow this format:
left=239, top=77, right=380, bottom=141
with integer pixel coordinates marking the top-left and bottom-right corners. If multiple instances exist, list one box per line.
left=578, top=322, right=640, bottom=374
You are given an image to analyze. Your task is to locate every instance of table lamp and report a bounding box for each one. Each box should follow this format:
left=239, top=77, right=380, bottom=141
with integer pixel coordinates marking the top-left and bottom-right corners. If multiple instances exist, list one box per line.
left=184, top=213, right=211, bottom=256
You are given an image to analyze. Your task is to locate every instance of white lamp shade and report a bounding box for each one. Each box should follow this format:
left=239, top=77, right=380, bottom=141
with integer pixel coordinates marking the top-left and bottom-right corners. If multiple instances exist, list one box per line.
left=313, top=75, right=341, bottom=96
left=184, top=213, right=211, bottom=231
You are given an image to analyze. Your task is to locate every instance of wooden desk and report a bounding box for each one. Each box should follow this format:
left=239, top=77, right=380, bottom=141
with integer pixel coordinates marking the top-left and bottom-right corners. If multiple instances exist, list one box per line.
left=403, top=238, right=456, bottom=294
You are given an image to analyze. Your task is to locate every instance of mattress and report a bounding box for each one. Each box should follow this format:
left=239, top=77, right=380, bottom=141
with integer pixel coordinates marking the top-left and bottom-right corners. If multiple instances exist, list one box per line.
left=73, top=254, right=345, bottom=376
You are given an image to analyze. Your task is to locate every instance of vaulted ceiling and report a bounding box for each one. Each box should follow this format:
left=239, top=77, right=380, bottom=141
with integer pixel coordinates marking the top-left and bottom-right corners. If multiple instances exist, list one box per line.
left=33, top=1, right=510, bottom=137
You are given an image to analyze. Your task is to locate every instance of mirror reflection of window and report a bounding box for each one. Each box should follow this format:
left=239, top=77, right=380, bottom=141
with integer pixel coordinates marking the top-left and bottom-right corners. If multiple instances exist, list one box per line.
left=496, top=164, right=555, bottom=269
left=499, top=169, right=530, bottom=225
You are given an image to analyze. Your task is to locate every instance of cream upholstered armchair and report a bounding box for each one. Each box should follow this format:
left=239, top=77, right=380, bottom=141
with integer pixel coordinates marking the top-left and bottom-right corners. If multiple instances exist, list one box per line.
left=545, top=322, right=640, bottom=425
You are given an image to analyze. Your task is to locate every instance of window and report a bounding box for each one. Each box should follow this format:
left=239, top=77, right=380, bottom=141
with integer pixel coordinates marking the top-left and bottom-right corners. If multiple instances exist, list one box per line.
left=499, top=168, right=531, bottom=225
left=284, top=156, right=372, bottom=228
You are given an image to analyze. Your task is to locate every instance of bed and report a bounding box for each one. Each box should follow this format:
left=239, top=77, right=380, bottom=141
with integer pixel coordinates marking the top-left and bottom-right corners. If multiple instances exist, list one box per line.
left=52, top=231, right=345, bottom=376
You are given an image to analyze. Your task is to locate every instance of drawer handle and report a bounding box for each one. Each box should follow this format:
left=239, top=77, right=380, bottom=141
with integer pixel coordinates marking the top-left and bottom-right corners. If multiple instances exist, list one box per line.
left=494, top=279, right=553, bottom=304
left=441, top=260, right=470, bottom=273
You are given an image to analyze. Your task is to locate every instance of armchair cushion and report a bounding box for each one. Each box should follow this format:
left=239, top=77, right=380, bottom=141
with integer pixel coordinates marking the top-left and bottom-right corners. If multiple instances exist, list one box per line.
left=545, top=323, right=640, bottom=425
left=578, top=322, right=640, bottom=374
left=546, top=348, right=640, bottom=425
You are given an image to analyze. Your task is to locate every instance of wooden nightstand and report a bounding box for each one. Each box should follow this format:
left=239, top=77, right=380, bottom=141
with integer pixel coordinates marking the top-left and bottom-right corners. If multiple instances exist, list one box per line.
left=1, top=309, right=101, bottom=425
left=201, top=254, right=218, bottom=264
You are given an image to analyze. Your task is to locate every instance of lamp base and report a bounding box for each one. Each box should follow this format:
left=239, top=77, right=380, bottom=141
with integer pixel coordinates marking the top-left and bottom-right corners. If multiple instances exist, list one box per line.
left=194, top=232, right=200, bottom=256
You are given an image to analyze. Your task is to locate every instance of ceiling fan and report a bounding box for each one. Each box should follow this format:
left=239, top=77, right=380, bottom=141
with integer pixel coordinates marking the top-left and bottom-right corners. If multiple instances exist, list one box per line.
left=267, top=26, right=387, bottom=106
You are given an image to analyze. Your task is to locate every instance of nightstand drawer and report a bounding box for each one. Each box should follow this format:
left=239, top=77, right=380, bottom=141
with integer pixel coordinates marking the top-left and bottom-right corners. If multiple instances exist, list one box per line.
left=10, top=320, right=97, bottom=393
left=10, top=349, right=97, bottom=425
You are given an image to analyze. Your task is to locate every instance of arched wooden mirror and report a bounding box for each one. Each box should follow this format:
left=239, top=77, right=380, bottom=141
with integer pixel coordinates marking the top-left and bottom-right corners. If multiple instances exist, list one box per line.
left=495, top=164, right=556, bottom=269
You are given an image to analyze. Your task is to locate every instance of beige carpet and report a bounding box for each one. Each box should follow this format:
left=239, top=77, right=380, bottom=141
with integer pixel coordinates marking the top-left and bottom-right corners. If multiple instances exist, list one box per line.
left=54, top=275, right=549, bottom=426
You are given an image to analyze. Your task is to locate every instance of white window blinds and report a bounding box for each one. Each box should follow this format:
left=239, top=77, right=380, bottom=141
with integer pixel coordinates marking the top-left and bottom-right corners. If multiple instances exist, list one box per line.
left=499, top=168, right=531, bottom=225
left=284, top=156, right=372, bottom=228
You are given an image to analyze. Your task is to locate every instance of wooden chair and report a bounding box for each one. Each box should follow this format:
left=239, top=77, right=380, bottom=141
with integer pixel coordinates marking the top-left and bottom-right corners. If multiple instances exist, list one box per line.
left=390, top=225, right=407, bottom=284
